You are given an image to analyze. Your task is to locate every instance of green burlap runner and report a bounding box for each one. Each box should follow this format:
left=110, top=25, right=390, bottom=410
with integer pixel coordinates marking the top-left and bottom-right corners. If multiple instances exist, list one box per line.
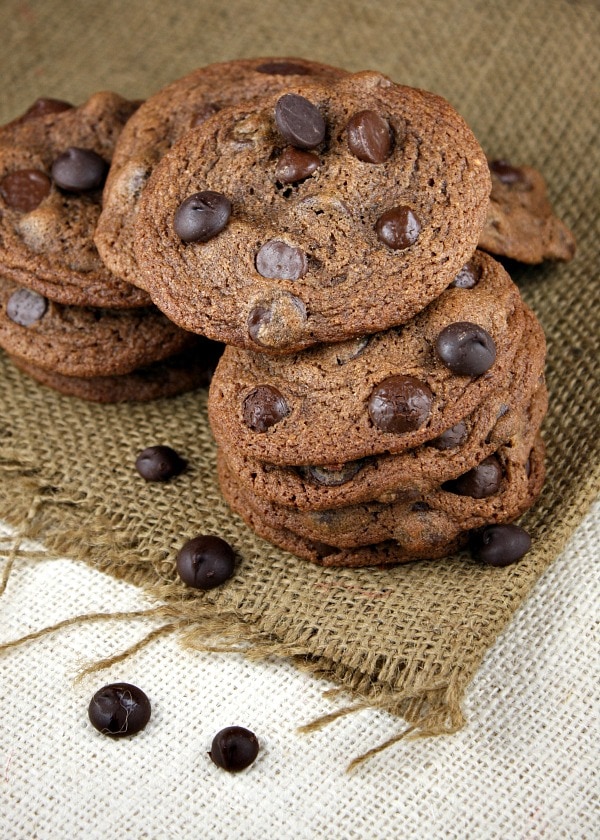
left=1, top=0, right=599, bottom=751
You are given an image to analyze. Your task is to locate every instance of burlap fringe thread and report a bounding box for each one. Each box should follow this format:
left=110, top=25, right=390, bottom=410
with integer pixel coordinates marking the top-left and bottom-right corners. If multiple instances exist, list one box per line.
left=0, top=449, right=467, bottom=771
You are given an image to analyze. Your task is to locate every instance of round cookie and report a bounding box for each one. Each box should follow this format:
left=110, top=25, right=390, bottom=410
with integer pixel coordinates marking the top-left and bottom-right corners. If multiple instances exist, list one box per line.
left=217, top=434, right=546, bottom=567
left=134, top=70, right=491, bottom=352
left=0, top=276, right=197, bottom=377
left=95, top=57, right=348, bottom=283
left=220, top=305, right=546, bottom=509
left=478, top=160, right=576, bottom=263
left=9, top=340, right=223, bottom=402
left=208, top=252, right=525, bottom=465
left=0, top=91, right=151, bottom=308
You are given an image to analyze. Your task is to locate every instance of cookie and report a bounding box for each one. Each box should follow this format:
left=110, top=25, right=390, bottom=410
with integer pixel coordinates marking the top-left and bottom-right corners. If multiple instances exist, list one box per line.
left=134, top=70, right=490, bottom=352
left=219, top=304, right=546, bottom=510
left=9, top=340, right=223, bottom=402
left=478, top=159, right=576, bottom=263
left=0, top=91, right=151, bottom=308
left=208, top=251, right=525, bottom=465
left=0, top=276, right=196, bottom=377
left=94, top=58, right=348, bottom=283
left=217, top=434, right=546, bottom=567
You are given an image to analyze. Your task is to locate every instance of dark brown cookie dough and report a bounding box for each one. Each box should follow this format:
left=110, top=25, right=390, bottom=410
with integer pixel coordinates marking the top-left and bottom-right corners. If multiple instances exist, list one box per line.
left=208, top=252, right=525, bottom=465
left=0, top=276, right=197, bottom=377
left=134, top=71, right=491, bottom=352
left=9, top=340, right=223, bottom=403
left=478, top=160, right=576, bottom=263
left=0, top=91, right=151, bottom=308
left=217, top=434, right=546, bottom=567
left=220, top=305, right=546, bottom=510
left=95, top=57, right=348, bottom=283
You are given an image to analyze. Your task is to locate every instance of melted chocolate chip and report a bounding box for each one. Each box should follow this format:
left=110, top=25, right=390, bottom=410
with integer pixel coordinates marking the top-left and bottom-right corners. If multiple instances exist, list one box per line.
left=243, top=385, right=290, bottom=432
left=189, top=103, right=219, bottom=128
left=303, top=460, right=365, bottom=486
left=247, top=294, right=307, bottom=348
left=0, top=169, right=51, bottom=212
left=135, top=445, right=186, bottom=482
left=375, top=206, right=421, bottom=249
left=444, top=455, right=503, bottom=498
left=255, top=240, right=308, bottom=280
left=209, top=726, right=259, bottom=772
left=431, top=421, right=468, bottom=450
left=451, top=261, right=481, bottom=289
left=436, top=322, right=496, bottom=376
left=6, top=288, right=48, bottom=326
left=333, top=336, right=370, bottom=364
left=472, top=523, right=532, bottom=567
left=176, top=535, right=235, bottom=589
left=256, top=61, right=312, bottom=75
left=275, top=93, right=325, bottom=150
left=173, top=190, right=232, bottom=243
left=88, top=683, right=151, bottom=737
left=51, top=147, right=108, bottom=192
left=275, top=147, right=320, bottom=183
left=489, top=159, right=525, bottom=185
left=19, top=97, right=73, bottom=122
left=368, top=375, right=433, bottom=433
left=347, top=110, right=392, bottom=163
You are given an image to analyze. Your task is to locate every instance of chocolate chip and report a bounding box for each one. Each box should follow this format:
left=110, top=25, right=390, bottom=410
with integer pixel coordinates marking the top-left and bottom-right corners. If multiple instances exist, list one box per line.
left=256, top=61, right=312, bottom=75
left=275, top=147, right=320, bottom=183
left=88, top=683, right=151, bottom=737
left=347, top=110, right=392, bottom=163
left=431, top=421, right=468, bottom=450
left=247, top=294, right=307, bottom=348
left=489, top=159, right=525, bottom=185
left=243, top=385, right=289, bottom=432
left=209, top=726, right=259, bottom=772
left=444, top=455, right=503, bottom=498
left=451, top=261, right=481, bottom=289
left=375, top=206, right=421, bottom=249
left=20, top=97, right=73, bottom=121
left=176, top=535, right=235, bottom=589
left=135, top=445, right=186, bottom=482
left=6, top=288, right=48, bottom=326
left=173, top=190, right=232, bottom=243
left=303, top=460, right=365, bottom=486
left=189, top=103, right=219, bottom=128
left=472, top=523, right=532, bottom=566
left=333, top=336, right=370, bottom=364
left=275, top=93, right=325, bottom=150
left=51, top=147, right=108, bottom=192
left=0, top=169, right=51, bottom=212
left=368, top=375, right=433, bottom=433
left=436, top=322, right=496, bottom=377
left=255, top=240, right=308, bottom=280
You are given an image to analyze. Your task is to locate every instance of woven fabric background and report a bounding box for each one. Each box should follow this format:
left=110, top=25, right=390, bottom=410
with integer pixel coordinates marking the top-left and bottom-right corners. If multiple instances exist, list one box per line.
left=0, top=0, right=599, bottom=739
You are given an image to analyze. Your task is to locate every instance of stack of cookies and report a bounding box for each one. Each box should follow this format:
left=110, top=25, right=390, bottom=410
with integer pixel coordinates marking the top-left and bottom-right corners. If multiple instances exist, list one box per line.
left=1, top=58, right=575, bottom=565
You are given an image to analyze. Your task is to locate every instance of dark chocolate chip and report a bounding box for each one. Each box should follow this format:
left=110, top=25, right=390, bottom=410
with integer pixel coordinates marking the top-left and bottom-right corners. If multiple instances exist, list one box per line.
left=247, top=295, right=307, bottom=348
left=0, top=169, right=51, bottom=212
left=209, top=726, right=259, bottom=772
left=189, top=103, right=219, bottom=128
left=435, top=322, right=496, bottom=376
left=472, top=523, right=532, bottom=567
left=173, top=190, right=232, bottom=243
left=489, top=159, right=525, bottom=185
left=347, top=110, right=392, bottom=163
left=19, top=97, right=73, bottom=122
left=243, top=385, right=289, bottom=432
left=51, top=147, right=108, bottom=192
left=303, top=459, right=365, bottom=486
left=255, top=240, right=308, bottom=280
left=525, top=456, right=532, bottom=477
left=256, top=61, right=312, bottom=75
left=444, top=455, right=503, bottom=498
left=6, top=288, right=48, bottom=326
left=275, top=93, right=325, bottom=150
left=375, top=206, right=421, bottom=249
left=88, top=683, right=151, bottom=737
left=431, top=421, right=468, bottom=450
left=451, top=261, right=481, bottom=289
left=368, top=375, right=433, bottom=433
left=411, top=501, right=431, bottom=512
left=176, top=535, right=235, bottom=590
left=135, top=445, right=186, bottom=482
left=275, top=147, right=320, bottom=183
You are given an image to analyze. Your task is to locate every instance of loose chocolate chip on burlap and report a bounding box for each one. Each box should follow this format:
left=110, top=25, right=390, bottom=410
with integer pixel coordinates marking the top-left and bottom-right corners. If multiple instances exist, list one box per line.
left=176, top=535, right=236, bottom=589
left=135, top=446, right=186, bottom=482
left=473, top=523, right=532, bottom=567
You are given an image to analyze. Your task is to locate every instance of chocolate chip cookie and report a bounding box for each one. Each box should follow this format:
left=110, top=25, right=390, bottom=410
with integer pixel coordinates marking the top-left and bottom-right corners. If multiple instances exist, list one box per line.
left=0, top=91, right=151, bottom=308
left=95, top=57, right=348, bottom=283
left=134, top=70, right=491, bottom=352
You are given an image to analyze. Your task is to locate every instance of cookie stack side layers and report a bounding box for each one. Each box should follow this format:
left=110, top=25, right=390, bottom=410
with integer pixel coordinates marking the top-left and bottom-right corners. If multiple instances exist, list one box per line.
left=95, top=57, right=349, bottom=284
left=134, top=70, right=491, bottom=353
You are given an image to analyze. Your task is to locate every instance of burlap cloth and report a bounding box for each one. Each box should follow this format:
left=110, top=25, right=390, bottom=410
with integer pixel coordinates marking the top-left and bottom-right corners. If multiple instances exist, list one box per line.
left=1, top=0, right=599, bottom=751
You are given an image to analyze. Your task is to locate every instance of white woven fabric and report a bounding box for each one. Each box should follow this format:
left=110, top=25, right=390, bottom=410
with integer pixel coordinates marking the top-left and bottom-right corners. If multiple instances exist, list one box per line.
left=1, top=500, right=598, bottom=840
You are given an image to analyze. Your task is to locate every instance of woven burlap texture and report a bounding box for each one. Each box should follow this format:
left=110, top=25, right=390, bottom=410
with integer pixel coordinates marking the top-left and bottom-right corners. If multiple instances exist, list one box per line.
left=1, top=0, right=599, bottom=741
